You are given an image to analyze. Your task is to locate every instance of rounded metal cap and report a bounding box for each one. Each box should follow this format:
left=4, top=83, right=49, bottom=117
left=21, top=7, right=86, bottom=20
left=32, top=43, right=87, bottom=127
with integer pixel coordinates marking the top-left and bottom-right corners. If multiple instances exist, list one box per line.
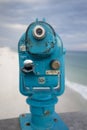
left=24, top=60, right=33, bottom=66
left=51, top=60, right=60, bottom=69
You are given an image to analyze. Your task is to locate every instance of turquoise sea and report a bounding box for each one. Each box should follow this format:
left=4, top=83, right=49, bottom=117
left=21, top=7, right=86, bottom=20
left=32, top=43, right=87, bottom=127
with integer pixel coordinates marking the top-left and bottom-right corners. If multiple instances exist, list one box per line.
left=65, top=51, right=87, bottom=100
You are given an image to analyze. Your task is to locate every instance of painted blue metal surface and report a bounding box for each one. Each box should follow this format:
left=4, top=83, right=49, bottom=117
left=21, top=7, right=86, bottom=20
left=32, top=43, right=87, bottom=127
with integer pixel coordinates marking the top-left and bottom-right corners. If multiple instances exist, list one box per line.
left=18, top=19, right=69, bottom=130
left=19, top=113, right=68, bottom=130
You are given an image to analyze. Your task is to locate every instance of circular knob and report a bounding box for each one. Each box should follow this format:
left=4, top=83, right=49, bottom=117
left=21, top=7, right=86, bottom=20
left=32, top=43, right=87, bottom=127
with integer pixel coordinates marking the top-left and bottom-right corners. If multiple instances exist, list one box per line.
left=22, top=60, right=34, bottom=73
left=33, top=25, right=45, bottom=39
left=51, top=60, right=60, bottom=70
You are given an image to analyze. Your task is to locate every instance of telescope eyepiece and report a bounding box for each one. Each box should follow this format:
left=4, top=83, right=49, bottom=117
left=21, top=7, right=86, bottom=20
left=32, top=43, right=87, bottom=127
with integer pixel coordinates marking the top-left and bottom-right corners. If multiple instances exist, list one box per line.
left=33, top=25, right=45, bottom=40
left=36, top=28, right=43, bottom=35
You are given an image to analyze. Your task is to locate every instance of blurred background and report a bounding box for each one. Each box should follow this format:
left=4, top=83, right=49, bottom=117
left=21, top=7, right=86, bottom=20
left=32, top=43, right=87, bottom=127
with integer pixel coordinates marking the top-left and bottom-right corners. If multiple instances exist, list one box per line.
left=0, top=0, right=87, bottom=119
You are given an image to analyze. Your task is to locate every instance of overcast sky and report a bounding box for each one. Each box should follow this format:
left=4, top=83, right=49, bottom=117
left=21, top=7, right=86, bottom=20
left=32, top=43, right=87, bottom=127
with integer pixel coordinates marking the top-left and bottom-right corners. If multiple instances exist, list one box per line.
left=0, top=0, right=87, bottom=51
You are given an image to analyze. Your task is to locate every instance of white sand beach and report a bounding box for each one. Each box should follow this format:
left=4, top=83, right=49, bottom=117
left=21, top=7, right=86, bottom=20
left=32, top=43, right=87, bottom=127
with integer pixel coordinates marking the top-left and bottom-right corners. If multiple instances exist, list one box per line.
left=0, top=47, right=87, bottom=119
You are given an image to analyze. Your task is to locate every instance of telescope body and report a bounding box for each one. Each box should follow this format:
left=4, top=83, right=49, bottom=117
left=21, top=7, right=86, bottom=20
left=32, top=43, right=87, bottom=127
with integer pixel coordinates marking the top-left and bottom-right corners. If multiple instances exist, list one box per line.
left=18, top=19, right=68, bottom=130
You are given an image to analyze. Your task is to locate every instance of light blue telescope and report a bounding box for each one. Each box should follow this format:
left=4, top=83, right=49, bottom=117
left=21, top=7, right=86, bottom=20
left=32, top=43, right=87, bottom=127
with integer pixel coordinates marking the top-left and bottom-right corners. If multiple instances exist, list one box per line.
left=18, top=19, right=69, bottom=130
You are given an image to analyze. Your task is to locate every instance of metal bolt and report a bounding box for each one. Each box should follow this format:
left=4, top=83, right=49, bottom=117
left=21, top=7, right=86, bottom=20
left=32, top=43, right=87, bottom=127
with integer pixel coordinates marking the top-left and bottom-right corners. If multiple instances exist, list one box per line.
left=54, top=118, right=58, bottom=122
left=26, top=122, right=31, bottom=126
left=44, top=111, right=50, bottom=115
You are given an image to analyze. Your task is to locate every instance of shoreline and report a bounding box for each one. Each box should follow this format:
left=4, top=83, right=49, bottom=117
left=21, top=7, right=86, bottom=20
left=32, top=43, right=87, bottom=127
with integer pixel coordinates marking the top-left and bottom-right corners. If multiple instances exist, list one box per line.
left=56, top=86, right=87, bottom=113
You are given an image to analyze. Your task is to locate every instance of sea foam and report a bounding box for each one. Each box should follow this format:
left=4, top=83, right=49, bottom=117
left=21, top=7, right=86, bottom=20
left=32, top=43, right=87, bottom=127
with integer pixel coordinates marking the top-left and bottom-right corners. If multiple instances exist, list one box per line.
left=66, top=79, right=87, bottom=100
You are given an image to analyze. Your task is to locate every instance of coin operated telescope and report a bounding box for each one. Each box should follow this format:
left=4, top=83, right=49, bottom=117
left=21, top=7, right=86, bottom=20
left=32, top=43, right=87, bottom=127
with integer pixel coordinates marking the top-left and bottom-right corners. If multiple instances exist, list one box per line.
left=18, top=19, right=69, bottom=130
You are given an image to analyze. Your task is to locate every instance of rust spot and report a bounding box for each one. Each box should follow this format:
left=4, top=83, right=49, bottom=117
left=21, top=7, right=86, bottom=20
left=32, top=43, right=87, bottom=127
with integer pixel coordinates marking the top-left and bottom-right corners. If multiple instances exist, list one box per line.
left=54, top=118, right=58, bottom=122
left=44, top=111, right=50, bottom=115
left=21, top=114, right=25, bottom=117
left=43, top=48, right=51, bottom=53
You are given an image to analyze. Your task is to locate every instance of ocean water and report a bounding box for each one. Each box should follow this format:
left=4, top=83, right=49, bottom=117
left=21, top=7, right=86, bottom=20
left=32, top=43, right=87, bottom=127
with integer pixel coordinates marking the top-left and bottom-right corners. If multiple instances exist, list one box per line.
left=65, top=51, right=87, bottom=100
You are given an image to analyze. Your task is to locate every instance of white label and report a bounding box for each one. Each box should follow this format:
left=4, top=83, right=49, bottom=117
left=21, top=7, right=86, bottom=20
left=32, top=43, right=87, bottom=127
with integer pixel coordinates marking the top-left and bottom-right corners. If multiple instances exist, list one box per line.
left=46, top=70, right=60, bottom=75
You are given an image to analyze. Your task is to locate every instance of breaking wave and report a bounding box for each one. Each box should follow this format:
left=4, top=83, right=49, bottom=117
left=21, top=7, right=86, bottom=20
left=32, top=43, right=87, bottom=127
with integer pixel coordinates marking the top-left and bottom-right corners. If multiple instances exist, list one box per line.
left=65, top=79, right=87, bottom=100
